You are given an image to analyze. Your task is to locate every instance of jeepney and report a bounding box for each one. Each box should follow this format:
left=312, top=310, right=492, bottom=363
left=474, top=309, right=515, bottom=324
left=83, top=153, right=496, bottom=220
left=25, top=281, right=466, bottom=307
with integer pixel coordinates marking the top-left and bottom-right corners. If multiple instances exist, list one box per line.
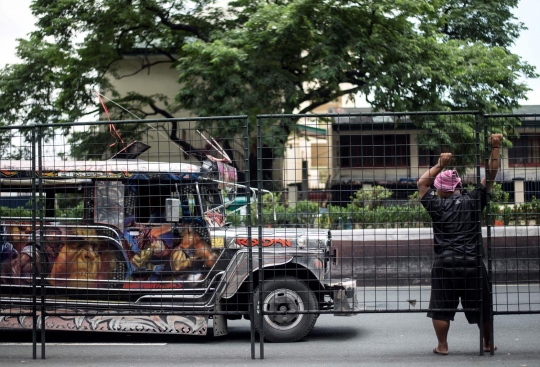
left=0, top=142, right=356, bottom=342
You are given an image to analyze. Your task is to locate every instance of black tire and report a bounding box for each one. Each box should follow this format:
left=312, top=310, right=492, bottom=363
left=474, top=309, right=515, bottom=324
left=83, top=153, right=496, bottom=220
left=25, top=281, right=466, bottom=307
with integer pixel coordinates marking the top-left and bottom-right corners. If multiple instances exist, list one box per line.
left=253, top=276, right=319, bottom=342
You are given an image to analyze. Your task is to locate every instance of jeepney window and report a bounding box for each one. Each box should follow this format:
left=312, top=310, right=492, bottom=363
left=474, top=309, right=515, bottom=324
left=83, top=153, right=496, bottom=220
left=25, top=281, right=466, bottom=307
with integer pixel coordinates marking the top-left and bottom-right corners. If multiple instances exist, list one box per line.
left=134, top=183, right=172, bottom=224
left=54, top=191, right=85, bottom=219
left=217, top=162, right=237, bottom=203
left=201, top=186, right=225, bottom=226
left=0, top=185, right=85, bottom=220
left=95, top=181, right=124, bottom=230
left=0, top=191, right=33, bottom=217
left=203, top=187, right=224, bottom=212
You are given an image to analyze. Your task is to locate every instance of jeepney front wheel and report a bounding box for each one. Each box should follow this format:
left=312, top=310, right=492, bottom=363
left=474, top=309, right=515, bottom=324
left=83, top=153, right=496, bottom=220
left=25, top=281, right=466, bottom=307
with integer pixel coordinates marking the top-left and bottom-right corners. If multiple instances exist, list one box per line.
left=253, top=276, right=319, bottom=342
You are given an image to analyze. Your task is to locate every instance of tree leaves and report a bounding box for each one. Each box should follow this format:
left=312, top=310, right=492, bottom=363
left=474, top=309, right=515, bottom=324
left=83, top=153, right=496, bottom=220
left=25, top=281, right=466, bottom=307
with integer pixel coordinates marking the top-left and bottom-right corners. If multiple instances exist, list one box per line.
left=0, top=0, right=536, bottom=166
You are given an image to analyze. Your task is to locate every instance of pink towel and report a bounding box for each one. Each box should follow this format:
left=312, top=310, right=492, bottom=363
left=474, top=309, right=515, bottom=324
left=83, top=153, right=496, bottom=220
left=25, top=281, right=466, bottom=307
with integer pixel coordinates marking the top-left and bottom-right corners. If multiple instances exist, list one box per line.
left=434, top=169, right=461, bottom=192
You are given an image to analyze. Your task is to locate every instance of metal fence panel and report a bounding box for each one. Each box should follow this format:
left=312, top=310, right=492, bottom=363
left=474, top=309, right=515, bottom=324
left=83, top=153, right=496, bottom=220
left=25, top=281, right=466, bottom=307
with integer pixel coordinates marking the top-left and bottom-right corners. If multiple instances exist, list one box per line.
left=2, top=111, right=539, bottom=360
left=257, top=112, right=486, bottom=313
left=254, top=111, right=539, bottom=355
left=0, top=117, right=254, bottom=358
left=484, top=114, right=540, bottom=315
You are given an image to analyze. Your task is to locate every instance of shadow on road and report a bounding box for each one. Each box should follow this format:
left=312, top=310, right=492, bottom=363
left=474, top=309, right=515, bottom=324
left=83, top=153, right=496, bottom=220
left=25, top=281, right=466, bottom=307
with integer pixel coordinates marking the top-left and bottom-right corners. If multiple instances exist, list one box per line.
left=0, top=323, right=363, bottom=345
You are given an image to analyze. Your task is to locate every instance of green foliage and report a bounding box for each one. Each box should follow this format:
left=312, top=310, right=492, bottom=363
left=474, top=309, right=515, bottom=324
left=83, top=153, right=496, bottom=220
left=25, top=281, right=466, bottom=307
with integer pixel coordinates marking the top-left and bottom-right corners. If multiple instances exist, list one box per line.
left=0, top=0, right=536, bottom=166
left=465, top=182, right=509, bottom=207
left=0, top=0, right=225, bottom=158
left=407, top=191, right=424, bottom=209
left=235, top=190, right=433, bottom=229
left=0, top=196, right=45, bottom=218
left=0, top=206, right=34, bottom=218
left=225, top=211, right=244, bottom=227
left=238, top=184, right=540, bottom=229
left=0, top=193, right=84, bottom=219
left=490, top=182, right=511, bottom=205
left=350, top=185, right=393, bottom=210
left=54, top=200, right=84, bottom=219
left=258, top=192, right=283, bottom=225
left=338, top=201, right=432, bottom=230
left=0, top=203, right=84, bottom=219
left=465, top=182, right=510, bottom=223
left=257, top=193, right=320, bottom=227
left=497, top=196, right=540, bottom=226
left=415, top=114, right=519, bottom=177
left=325, top=205, right=348, bottom=229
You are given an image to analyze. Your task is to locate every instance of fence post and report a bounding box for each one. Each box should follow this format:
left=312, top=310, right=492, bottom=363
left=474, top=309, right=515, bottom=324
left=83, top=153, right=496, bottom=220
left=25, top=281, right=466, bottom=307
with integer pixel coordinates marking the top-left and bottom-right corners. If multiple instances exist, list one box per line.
left=30, top=125, right=38, bottom=360
left=37, top=124, right=46, bottom=359
left=482, top=114, right=495, bottom=355
left=244, top=117, right=256, bottom=360
left=475, top=113, right=485, bottom=355
left=256, top=116, right=265, bottom=359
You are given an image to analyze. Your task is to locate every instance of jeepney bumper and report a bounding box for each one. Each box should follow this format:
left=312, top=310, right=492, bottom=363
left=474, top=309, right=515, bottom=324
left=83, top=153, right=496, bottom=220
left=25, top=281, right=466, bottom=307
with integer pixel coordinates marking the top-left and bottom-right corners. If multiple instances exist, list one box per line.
left=324, top=279, right=359, bottom=316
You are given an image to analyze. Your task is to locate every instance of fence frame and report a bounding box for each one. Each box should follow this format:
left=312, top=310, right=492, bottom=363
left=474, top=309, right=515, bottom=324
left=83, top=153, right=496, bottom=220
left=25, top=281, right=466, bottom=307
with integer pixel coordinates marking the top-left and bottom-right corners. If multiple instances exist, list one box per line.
left=254, top=111, right=537, bottom=357
left=1, top=112, right=539, bottom=359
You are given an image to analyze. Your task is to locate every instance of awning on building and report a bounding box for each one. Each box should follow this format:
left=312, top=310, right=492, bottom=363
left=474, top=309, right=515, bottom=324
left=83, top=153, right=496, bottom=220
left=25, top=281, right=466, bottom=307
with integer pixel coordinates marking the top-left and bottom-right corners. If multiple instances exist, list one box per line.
left=295, top=124, right=326, bottom=138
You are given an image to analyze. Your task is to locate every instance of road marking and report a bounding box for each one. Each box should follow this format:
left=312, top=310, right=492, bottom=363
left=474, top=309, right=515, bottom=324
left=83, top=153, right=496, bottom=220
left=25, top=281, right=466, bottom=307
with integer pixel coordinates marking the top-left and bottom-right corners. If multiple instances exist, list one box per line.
left=358, top=284, right=535, bottom=291
left=0, top=343, right=168, bottom=346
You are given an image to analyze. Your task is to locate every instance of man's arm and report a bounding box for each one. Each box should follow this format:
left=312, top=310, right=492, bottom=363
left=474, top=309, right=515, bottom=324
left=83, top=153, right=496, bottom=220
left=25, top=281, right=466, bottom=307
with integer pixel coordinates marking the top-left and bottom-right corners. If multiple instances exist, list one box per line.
left=417, top=153, right=452, bottom=199
left=481, top=133, right=503, bottom=193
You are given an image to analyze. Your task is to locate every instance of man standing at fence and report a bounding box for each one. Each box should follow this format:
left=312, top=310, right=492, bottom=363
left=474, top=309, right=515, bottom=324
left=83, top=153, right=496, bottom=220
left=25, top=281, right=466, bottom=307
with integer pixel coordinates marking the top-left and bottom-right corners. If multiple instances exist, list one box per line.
left=417, top=133, right=502, bottom=355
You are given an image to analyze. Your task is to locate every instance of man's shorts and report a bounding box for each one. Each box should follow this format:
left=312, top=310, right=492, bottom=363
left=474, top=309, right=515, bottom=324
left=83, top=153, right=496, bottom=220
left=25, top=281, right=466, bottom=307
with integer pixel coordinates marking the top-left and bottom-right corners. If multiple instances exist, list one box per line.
left=427, top=256, right=491, bottom=324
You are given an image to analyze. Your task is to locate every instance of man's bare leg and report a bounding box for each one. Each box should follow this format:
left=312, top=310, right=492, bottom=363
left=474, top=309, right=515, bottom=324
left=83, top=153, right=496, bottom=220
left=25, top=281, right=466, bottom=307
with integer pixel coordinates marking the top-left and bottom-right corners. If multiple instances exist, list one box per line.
left=481, top=322, right=497, bottom=352
left=433, top=319, right=450, bottom=354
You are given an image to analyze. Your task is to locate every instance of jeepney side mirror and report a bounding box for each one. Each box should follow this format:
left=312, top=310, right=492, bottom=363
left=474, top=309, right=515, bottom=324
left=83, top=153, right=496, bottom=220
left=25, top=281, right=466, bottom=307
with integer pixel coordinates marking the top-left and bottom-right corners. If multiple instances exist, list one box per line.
left=165, top=198, right=181, bottom=222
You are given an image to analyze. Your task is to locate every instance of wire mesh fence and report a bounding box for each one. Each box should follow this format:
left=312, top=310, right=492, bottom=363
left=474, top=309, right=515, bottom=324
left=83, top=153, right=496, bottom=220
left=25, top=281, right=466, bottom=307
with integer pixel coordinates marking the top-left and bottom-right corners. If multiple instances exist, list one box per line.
left=256, top=111, right=539, bottom=320
left=484, top=113, right=540, bottom=315
left=0, top=111, right=539, bottom=360
left=0, top=117, right=258, bottom=357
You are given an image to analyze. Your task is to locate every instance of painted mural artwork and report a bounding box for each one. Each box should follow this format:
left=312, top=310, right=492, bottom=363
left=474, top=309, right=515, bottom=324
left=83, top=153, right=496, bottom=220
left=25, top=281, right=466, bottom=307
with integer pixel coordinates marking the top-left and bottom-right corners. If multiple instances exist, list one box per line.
left=0, top=221, right=220, bottom=288
left=0, top=153, right=234, bottom=290
left=125, top=224, right=220, bottom=287
left=0, top=308, right=208, bottom=335
left=0, top=141, right=349, bottom=342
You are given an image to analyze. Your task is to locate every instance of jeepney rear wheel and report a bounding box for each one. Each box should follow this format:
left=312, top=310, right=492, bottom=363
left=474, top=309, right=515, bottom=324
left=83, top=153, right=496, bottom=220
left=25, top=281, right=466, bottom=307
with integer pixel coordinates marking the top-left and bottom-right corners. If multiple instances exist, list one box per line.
left=253, top=276, right=319, bottom=342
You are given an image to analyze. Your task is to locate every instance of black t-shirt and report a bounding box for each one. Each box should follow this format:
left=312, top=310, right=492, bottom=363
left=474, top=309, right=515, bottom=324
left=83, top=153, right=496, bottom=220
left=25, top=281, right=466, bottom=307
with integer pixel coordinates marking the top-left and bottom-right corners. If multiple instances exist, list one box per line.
left=421, top=184, right=488, bottom=257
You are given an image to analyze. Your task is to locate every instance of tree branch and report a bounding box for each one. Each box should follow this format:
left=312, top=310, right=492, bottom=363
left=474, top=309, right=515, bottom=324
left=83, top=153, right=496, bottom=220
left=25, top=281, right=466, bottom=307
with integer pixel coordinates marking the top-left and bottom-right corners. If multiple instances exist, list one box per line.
left=143, top=3, right=209, bottom=42
left=298, top=85, right=363, bottom=115
left=117, top=59, right=175, bottom=79
left=147, top=102, right=204, bottom=161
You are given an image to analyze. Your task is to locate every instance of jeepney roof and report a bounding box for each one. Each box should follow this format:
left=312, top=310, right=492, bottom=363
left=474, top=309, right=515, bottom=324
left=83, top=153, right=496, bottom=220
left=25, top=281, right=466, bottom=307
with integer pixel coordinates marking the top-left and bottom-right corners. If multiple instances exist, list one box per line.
left=0, top=159, right=201, bottom=179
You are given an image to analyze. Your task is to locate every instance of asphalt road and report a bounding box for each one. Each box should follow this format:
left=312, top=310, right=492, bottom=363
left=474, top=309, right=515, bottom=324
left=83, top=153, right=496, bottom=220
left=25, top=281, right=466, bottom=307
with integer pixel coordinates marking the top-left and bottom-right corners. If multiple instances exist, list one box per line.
left=1, top=287, right=539, bottom=367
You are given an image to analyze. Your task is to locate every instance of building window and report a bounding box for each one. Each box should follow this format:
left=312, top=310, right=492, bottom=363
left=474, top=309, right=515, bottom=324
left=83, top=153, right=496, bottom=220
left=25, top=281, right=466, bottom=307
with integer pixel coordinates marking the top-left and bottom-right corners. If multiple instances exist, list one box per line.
left=340, top=134, right=410, bottom=168
left=418, top=146, right=439, bottom=167
left=509, top=134, right=540, bottom=166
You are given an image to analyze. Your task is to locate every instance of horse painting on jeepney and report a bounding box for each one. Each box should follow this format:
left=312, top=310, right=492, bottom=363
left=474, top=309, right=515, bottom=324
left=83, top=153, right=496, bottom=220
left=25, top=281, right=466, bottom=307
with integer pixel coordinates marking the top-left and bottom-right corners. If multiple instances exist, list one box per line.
left=0, top=156, right=234, bottom=290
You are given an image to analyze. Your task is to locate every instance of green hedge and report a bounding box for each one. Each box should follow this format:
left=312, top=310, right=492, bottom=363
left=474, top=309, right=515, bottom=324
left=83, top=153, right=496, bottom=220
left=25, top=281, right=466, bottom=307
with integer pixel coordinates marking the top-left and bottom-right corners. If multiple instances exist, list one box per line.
left=229, top=183, right=539, bottom=229
left=0, top=201, right=84, bottom=220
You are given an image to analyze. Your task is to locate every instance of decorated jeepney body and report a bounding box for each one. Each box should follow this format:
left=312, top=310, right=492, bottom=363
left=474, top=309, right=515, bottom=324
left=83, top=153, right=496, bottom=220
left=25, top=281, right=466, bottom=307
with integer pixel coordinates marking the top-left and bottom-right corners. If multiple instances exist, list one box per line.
left=0, top=148, right=356, bottom=342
